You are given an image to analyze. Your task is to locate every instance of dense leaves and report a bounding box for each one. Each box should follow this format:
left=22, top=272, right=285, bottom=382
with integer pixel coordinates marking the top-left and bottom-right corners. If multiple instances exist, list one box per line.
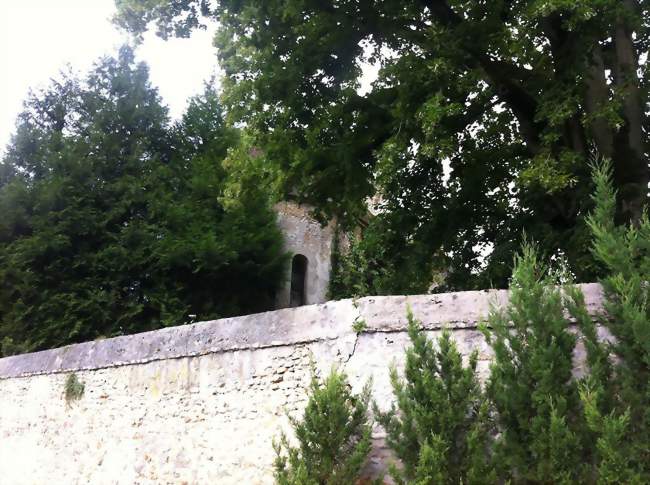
left=115, top=0, right=649, bottom=293
left=329, top=219, right=441, bottom=299
left=0, top=47, right=286, bottom=355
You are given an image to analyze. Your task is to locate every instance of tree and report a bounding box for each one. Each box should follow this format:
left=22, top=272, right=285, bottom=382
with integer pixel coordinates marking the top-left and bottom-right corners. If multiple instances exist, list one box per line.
left=376, top=311, right=495, bottom=484
left=273, top=368, right=372, bottom=485
left=0, top=46, right=170, bottom=351
left=115, top=0, right=648, bottom=292
left=147, top=84, right=287, bottom=324
left=0, top=47, right=286, bottom=355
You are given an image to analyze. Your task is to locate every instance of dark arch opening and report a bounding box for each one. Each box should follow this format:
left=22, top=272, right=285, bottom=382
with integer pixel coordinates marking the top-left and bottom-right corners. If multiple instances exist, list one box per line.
left=290, top=254, right=308, bottom=307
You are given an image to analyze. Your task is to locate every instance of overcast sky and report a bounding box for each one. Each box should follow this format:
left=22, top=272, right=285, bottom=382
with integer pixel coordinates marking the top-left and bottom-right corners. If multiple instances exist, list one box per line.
left=0, top=0, right=219, bottom=154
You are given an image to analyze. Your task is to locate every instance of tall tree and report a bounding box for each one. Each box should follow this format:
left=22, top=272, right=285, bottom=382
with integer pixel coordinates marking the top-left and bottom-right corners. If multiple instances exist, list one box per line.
left=115, top=0, right=649, bottom=291
left=0, top=47, right=286, bottom=355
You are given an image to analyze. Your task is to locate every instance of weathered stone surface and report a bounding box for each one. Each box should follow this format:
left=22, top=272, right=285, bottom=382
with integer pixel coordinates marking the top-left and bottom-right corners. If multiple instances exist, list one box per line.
left=274, top=201, right=338, bottom=308
left=0, top=284, right=605, bottom=484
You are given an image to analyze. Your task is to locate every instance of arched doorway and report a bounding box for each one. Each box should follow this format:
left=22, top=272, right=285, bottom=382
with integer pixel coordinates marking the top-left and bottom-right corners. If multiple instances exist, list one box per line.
left=290, top=254, right=308, bottom=307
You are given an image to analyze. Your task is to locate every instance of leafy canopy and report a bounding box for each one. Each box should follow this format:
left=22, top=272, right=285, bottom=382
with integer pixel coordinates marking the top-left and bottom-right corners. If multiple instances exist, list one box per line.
left=115, top=0, right=649, bottom=293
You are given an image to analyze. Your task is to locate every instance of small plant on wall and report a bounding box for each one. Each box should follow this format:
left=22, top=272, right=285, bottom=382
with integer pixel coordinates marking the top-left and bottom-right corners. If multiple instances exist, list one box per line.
left=64, top=373, right=85, bottom=404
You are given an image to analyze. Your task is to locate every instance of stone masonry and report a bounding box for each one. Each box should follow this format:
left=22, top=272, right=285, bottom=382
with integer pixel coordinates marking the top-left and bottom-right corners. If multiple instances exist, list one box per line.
left=274, top=201, right=338, bottom=308
left=0, top=284, right=605, bottom=484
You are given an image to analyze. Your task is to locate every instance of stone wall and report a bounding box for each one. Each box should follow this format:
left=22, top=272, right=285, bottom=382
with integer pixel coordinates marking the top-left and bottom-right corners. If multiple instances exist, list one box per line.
left=0, top=284, right=605, bottom=484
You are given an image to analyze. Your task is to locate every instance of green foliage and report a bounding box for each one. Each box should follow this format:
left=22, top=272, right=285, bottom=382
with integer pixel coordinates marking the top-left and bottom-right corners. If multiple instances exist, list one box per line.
left=580, top=386, right=642, bottom=484
left=115, top=0, right=648, bottom=291
left=273, top=368, right=372, bottom=485
left=329, top=221, right=435, bottom=300
left=351, top=318, right=367, bottom=334
left=482, top=244, right=590, bottom=483
left=270, top=160, right=650, bottom=482
left=574, top=158, right=650, bottom=482
left=0, top=48, right=287, bottom=354
left=377, top=311, right=495, bottom=484
left=64, top=373, right=85, bottom=403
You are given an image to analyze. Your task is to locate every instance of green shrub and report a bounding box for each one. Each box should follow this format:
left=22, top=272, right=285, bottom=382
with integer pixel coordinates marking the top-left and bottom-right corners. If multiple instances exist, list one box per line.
left=377, top=311, right=495, bottom=484
left=482, top=244, right=591, bottom=483
left=481, top=157, right=650, bottom=483
left=273, top=368, right=372, bottom=485
left=573, top=158, right=650, bottom=483
left=328, top=221, right=434, bottom=301
left=64, top=373, right=85, bottom=404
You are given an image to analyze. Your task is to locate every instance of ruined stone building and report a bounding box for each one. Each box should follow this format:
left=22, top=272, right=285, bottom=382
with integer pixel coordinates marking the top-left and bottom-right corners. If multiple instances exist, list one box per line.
left=273, top=200, right=338, bottom=308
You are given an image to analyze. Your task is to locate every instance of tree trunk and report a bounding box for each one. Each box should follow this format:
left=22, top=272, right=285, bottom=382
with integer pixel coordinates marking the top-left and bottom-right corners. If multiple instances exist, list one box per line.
left=584, top=45, right=614, bottom=159
left=612, top=0, right=648, bottom=223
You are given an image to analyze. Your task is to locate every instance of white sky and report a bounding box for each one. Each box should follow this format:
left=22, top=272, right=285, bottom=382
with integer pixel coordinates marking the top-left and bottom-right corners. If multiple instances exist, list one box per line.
left=0, top=0, right=219, bottom=155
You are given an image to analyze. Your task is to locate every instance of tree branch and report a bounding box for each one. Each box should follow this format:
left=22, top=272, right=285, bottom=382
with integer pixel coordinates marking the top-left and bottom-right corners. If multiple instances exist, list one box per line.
left=420, top=0, right=543, bottom=153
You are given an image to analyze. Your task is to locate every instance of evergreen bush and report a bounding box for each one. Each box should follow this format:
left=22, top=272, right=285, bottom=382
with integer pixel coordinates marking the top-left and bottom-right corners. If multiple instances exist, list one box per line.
left=376, top=311, right=495, bottom=484
left=572, top=159, right=650, bottom=483
left=273, top=368, right=372, bottom=485
left=482, top=243, right=591, bottom=483
left=287, top=159, right=650, bottom=484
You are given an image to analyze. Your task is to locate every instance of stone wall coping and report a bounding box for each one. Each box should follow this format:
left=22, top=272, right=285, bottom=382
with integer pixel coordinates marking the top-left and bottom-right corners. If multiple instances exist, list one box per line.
left=0, top=283, right=604, bottom=379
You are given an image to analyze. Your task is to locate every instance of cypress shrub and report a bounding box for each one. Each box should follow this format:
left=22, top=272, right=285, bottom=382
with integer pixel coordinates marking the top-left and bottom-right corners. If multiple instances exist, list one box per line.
left=376, top=311, right=495, bottom=484
left=572, top=159, right=649, bottom=483
left=482, top=244, right=590, bottom=483
left=273, top=368, right=372, bottom=485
